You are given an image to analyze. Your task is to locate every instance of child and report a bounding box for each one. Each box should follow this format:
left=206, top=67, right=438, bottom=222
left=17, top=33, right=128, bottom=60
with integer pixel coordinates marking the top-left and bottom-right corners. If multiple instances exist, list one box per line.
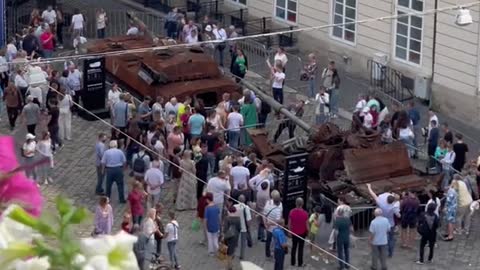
left=128, top=181, right=146, bottom=225
left=121, top=212, right=132, bottom=233
left=73, top=33, right=87, bottom=54
left=191, top=137, right=202, bottom=163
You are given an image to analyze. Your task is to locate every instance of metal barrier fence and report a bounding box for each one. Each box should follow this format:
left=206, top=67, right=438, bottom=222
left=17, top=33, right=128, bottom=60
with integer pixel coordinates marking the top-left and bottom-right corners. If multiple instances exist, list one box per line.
left=10, top=6, right=166, bottom=46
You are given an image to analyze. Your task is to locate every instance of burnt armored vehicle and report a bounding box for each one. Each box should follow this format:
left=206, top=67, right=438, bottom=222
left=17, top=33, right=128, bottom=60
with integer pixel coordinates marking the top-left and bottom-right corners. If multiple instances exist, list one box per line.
left=86, top=35, right=241, bottom=106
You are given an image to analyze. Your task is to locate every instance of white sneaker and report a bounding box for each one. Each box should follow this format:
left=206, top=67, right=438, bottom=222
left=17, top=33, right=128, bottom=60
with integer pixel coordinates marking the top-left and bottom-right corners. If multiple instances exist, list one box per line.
left=323, top=258, right=329, bottom=264
left=43, top=179, right=48, bottom=185
left=311, top=255, right=319, bottom=261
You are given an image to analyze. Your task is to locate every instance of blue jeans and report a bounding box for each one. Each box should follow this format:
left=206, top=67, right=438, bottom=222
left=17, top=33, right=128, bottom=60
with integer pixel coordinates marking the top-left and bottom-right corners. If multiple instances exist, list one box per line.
left=206, top=152, right=216, bottom=177
left=387, top=229, right=395, bottom=257
left=272, top=87, right=284, bottom=104
left=97, top=28, right=105, bottom=39
left=167, top=240, right=179, bottom=267
left=337, top=238, right=350, bottom=269
left=43, top=50, right=53, bottom=58
left=105, top=167, right=125, bottom=202
left=329, top=88, right=339, bottom=115
left=95, top=166, right=105, bottom=194
left=308, top=79, right=316, bottom=98
left=274, top=248, right=285, bottom=270
left=228, top=130, right=240, bottom=149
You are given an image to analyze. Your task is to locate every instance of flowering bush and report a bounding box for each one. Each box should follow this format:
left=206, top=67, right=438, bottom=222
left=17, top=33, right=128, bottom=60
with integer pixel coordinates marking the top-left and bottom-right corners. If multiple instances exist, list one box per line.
left=0, top=136, right=139, bottom=270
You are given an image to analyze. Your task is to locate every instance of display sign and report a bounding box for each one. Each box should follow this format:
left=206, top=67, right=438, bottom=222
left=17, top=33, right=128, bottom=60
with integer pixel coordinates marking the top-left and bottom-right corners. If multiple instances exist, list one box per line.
left=282, top=152, right=309, bottom=221
left=82, top=57, right=106, bottom=111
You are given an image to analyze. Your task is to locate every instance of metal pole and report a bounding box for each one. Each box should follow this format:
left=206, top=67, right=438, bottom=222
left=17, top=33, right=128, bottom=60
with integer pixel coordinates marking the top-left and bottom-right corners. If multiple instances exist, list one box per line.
left=262, top=17, right=266, bottom=32
left=239, top=79, right=315, bottom=134
left=240, top=8, right=243, bottom=22
left=289, top=26, right=293, bottom=47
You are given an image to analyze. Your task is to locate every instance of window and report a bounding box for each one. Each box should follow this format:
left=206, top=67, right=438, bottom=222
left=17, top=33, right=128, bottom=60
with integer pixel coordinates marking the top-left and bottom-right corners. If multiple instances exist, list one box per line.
left=275, top=0, right=297, bottom=23
left=230, top=0, right=246, bottom=5
left=332, top=0, right=357, bottom=43
left=395, top=0, right=423, bottom=64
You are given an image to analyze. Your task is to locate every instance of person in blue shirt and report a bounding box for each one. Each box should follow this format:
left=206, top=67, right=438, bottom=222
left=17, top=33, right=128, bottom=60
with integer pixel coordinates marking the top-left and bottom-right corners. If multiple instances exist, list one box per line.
left=204, top=192, right=220, bottom=256
left=272, top=219, right=288, bottom=270
left=101, top=140, right=127, bottom=203
left=188, top=107, right=206, bottom=139
left=369, top=208, right=391, bottom=270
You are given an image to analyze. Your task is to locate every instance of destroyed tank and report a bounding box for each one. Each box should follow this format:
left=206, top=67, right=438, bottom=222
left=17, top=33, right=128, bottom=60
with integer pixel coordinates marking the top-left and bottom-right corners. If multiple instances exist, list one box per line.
left=86, top=35, right=241, bottom=106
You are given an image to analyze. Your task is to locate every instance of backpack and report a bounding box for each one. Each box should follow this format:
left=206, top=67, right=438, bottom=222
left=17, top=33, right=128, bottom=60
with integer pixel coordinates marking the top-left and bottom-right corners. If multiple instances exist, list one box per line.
left=417, top=214, right=435, bottom=236
left=132, top=153, right=147, bottom=173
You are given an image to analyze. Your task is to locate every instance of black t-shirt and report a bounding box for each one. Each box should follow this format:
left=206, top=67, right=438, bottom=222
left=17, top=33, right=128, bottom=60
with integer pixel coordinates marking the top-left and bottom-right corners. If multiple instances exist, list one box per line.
left=452, top=142, right=469, bottom=171
left=22, top=35, right=39, bottom=55
left=444, top=131, right=453, bottom=144
left=195, top=155, right=209, bottom=180
left=202, top=133, right=218, bottom=153
left=48, top=108, right=59, bottom=127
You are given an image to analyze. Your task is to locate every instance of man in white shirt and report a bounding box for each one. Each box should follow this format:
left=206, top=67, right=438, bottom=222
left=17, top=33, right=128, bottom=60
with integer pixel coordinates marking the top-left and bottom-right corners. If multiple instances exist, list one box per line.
left=206, top=170, right=231, bottom=223
left=234, top=194, right=252, bottom=260
left=144, top=160, right=164, bottom=209
left=212, top=24, right=227, bottom=67
left=230, top=157, right=250, bottom=190
left=263, top=190, right=283, bottom=258
left=227, top=105, right=243, bottom=149
left=14, top=69, right=29, bottom=97
left=42, top=6, right=57, bottom=26
left=70, top=9, right=85, bottom=37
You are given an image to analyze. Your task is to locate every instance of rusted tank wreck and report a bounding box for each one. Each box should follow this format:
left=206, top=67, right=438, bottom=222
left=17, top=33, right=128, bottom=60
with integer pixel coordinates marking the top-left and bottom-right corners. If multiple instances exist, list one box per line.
left=86, top=35, right=241, bottom=106
left=241, top=80, right=442, bottom=208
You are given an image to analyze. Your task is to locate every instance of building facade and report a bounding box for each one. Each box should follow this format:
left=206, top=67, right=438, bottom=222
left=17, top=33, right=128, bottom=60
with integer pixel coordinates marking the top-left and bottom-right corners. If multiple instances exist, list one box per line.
left=222, top=0, right=480, bottom=126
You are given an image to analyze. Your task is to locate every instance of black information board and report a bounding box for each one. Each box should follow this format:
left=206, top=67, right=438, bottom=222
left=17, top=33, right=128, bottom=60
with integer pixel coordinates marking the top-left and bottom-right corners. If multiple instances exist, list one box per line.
left=82, top=57, right=106, bottom=111
left=282, top=152, right=309, bottom=221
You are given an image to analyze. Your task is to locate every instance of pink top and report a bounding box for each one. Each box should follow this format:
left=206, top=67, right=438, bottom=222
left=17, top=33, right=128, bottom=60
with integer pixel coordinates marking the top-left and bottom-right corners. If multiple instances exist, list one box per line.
left=128, top=190, right=145, bottom=216
left=167, top=133, right=183, bottom=156
left=289, top=208, right=309, bottom=236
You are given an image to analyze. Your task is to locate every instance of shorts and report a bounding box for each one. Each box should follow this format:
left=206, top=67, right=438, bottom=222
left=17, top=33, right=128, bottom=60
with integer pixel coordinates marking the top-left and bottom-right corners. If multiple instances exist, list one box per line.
left=401, top=218, right=416, bottom=229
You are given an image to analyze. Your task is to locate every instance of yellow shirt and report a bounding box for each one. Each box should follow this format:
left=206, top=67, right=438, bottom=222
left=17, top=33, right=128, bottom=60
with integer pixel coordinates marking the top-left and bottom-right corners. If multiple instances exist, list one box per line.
left=176, top=103, right=186, bottom=127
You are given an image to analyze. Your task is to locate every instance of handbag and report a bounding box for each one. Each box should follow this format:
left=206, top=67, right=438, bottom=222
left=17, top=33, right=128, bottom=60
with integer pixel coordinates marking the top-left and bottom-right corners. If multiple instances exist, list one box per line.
left=224, top=224, right=237, bottom=240
left=217, top=242, right=228, bottom=261
left=191, top=218, right=201, bottom=232
left=300, top=70, right=309, bottom=81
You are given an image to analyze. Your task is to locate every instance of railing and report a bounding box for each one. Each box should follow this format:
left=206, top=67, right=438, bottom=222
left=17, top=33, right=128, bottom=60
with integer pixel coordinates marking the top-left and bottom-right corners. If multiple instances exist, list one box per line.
left=215, top=8, right=247, bottom=31
left=243, top=17, right=272, bottom=36
left=144, top=0, right=177, bottom=13
left=186, top=0, right=223, bottom=21
left=368, top=59, right=414, bottom=102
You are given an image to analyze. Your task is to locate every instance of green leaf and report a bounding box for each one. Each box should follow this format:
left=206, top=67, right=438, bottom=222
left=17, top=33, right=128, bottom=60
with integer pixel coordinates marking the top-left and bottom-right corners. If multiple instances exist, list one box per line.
left=69, top=208, right=89, bottom=224
left=34, top=220, right=57, bottom=236
left=55, top=197, right=73, bottom=217
left=8, top=206, right=38, bottom=228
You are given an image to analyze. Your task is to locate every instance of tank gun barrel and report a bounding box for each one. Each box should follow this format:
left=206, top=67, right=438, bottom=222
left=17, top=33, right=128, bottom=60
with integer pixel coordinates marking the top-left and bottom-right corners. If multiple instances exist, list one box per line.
left=239, top=79, right=316, bottom=134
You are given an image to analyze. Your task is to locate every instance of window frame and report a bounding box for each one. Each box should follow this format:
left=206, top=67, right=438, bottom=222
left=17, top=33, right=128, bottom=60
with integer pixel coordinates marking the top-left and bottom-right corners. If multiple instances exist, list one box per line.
left=330, top=0, right=358, bottom=46
left=394, top=0, right=424, bottom=66
left=274, top=0, right=298, bottom=24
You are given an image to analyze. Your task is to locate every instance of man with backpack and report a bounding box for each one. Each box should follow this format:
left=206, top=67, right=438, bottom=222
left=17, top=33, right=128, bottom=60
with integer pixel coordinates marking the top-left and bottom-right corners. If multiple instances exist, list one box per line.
left=416, top=203, right=439, bottom=264
left=131, top=147, right=151, bottom=180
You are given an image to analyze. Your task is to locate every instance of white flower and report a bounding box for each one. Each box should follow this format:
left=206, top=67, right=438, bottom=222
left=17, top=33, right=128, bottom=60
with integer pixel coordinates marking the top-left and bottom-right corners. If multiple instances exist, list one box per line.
left=80, top=231, right=139, bottom=270
left=0, top=205, right=35, bottom=249
left=8, top=257, right=50, bottom=270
